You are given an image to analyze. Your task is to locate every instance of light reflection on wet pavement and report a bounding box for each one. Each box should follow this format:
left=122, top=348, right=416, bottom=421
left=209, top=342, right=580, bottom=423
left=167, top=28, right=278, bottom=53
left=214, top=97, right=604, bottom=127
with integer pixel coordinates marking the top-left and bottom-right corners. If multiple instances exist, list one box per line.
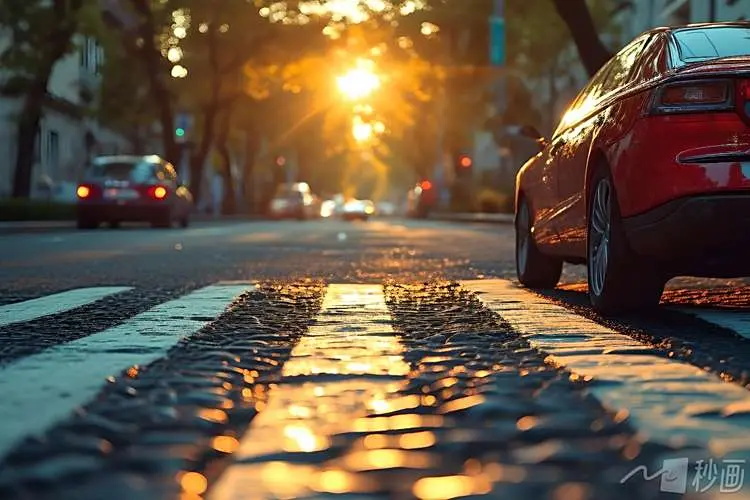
left=210, top=285, right=417, bottom=499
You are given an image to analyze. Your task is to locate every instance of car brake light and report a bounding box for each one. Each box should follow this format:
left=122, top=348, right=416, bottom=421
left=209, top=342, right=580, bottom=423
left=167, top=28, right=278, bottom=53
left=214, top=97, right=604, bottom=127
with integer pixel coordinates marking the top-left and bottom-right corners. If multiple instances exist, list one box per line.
left=149, top=186, right=168, bottom=199
left=76, top=185, right=91, bottom=199
left=421, top=180, right=432, bottom=190
left=650, top=80, right=733, bottom=114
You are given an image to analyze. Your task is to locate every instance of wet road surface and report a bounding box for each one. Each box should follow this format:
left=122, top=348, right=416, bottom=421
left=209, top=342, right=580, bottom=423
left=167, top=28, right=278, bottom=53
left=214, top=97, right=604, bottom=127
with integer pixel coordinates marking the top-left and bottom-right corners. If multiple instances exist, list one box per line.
left=1, top=218, right=750, bottom=499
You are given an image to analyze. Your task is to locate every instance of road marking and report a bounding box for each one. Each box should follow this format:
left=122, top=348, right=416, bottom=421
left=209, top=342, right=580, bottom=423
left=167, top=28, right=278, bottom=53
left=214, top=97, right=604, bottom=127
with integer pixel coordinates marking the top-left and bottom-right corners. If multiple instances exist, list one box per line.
left=210, top=284, right=410, bottom=499
left=0, top=283, right=250, bottom=458
left=0, top=287, right=132, bottom=327
left=465, top=279, right=750, bottom=460
left=673, top=308, right=750, bottom=340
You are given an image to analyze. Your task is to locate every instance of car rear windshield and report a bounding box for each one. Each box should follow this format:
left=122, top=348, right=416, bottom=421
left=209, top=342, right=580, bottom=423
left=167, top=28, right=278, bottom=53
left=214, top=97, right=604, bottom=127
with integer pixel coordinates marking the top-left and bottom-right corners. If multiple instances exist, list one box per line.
left=674, top=26, right=750, bottom=63
left=86, top=162, right=154, bottom=182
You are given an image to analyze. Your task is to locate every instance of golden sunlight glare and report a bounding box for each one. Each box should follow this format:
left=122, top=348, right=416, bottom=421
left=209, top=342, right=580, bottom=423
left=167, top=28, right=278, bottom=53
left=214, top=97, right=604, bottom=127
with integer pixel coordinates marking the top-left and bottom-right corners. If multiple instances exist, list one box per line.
left=336, top=67, right=380, bottom=100
left=352, top=117, right=373, bottom=143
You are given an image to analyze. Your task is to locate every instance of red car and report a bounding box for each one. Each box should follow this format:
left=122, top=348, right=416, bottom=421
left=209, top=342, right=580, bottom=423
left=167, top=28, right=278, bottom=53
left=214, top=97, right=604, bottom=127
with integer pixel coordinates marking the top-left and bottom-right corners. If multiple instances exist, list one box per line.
left=515, top=22, right=750, bottom=314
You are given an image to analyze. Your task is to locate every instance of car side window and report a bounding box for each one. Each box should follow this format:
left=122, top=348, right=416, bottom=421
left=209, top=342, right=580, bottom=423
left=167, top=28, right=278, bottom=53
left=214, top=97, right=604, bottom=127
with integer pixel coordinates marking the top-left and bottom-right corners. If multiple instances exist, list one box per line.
left=599, top=35, right=651, bottom=96
left=553, top=63, right=613, bottom=137
left=629, top=34, right=666, bottom=85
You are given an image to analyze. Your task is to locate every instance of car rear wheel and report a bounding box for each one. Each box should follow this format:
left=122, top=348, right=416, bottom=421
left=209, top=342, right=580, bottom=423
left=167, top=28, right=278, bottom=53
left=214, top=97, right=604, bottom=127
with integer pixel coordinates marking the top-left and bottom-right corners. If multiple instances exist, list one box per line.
left=587, top=168, right=665, bottom=314
left=515, top=197, right=562, bottom=288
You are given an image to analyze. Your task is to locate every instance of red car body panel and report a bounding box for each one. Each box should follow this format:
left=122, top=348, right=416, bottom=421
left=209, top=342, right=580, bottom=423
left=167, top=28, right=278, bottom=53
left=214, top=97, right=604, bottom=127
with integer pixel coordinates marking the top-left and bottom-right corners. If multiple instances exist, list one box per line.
left=517, top=23, right=750, bottom=275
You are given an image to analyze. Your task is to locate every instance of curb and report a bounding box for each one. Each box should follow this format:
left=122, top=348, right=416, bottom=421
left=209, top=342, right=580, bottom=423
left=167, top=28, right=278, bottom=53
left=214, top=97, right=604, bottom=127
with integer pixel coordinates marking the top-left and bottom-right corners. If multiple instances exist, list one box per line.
left=428, top=213, right=514, bottom=224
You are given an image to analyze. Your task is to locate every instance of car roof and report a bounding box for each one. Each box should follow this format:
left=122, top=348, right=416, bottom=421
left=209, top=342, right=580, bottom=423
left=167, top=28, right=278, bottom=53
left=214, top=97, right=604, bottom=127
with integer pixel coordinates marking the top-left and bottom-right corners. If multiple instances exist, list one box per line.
left=92, top=155, right=163, bottom=165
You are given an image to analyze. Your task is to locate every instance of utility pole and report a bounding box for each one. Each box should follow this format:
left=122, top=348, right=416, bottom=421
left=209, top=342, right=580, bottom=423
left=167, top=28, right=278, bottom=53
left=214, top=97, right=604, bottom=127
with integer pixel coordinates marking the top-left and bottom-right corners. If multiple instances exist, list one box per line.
left=709, top=0, right=716, bottom=22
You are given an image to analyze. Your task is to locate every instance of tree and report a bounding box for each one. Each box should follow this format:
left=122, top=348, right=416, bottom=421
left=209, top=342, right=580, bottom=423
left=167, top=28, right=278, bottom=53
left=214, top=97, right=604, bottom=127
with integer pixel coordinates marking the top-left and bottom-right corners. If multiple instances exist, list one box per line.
left=0, top=0, right=93, bottom=198
left=122, top=0, right=181, bottom=166
left=552, top=0, right=613, bottom=77
left=95, top=29, right=157, bottom=152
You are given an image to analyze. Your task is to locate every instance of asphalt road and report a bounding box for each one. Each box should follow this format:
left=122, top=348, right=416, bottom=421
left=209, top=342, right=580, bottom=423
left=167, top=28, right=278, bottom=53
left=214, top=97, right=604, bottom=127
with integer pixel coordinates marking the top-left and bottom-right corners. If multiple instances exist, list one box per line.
left=1, top=218, right=750, bottom=499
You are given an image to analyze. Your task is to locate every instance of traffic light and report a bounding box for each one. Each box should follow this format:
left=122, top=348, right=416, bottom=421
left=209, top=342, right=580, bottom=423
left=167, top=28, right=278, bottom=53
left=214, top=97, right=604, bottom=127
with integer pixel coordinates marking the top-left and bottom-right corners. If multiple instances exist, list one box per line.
left=175, top=127, right=185, bottom=138
left=455, top=153, right=473, bottom=176
left=275, top=155, right=287, bottom=167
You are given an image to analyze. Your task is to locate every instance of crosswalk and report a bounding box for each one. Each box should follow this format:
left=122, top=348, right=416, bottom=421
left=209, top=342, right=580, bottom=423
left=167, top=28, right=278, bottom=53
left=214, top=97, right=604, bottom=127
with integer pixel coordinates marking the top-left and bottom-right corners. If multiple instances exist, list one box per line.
left=1, top=280, right=750, bottom=498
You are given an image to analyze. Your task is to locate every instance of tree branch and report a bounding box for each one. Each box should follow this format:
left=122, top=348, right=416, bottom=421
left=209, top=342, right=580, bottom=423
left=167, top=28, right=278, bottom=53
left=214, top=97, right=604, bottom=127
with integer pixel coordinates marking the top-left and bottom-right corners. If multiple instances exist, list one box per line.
left=551, top=0, right=612, bottom=77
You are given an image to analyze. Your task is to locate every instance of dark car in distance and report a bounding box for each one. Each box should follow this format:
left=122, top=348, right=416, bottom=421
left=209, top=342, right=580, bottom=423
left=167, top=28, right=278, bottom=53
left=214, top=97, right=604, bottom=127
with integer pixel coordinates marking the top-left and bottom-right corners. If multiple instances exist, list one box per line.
left=76, top=155, right=194, bottom=229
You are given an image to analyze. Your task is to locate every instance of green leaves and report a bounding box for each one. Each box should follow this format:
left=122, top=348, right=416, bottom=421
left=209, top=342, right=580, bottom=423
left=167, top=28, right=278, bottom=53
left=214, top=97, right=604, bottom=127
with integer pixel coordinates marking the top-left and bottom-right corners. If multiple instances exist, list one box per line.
left=0, top=0, right=92, bottom=82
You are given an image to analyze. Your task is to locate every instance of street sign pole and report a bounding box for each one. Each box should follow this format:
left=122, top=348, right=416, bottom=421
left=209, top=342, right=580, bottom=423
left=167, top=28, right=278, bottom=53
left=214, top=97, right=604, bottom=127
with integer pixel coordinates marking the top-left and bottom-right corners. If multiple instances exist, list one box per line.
left=175, top=112, right=192, bottom=184
left=490, top=0, right=506, bottom=172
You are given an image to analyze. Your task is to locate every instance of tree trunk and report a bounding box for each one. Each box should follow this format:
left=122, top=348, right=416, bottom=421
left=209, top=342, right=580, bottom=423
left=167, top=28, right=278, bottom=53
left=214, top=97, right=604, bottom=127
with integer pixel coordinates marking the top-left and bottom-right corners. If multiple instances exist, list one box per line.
left=552, top=0, right=612, bottom=77
left=12, top=82, right=46, bottom=198
left=189, top=104, right=218, bottom=206
left=215, top=109, right=236, bottom=215
left=12, top=0, right=83, bottom=198
left=129, top=0, right=179, bottom=164
left=186, top=23, right=224, bottom=206
left=241, top=126, right=259, bottom=210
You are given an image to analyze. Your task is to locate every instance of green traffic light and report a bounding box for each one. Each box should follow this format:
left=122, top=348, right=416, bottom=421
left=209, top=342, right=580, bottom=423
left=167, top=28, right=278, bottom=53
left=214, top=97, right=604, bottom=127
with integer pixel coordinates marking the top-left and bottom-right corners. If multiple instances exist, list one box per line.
left=175, top=128, right=185, bottom=137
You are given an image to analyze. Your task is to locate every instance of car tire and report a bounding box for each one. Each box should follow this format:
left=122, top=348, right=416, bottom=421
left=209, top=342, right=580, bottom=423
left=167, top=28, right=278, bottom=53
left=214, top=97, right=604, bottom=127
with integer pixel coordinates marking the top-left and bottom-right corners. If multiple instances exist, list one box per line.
left=587, top=166, right=665, bottom=315
left=77, top=218, right=98, bottom=230
left=515, top=197, right=563, bottom=288
left=151, top=210, right=172, bottom=228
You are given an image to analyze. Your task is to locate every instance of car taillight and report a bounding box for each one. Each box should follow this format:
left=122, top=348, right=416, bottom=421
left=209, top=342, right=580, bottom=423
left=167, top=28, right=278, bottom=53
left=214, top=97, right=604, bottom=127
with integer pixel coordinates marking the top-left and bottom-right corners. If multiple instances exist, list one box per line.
left=420, top=180, right=432, bottom=190
left=148, top=185, right=168, bottom=199
left=650, top=79, right=734, bottom=115
left=76, top=185, right=91, bottom=199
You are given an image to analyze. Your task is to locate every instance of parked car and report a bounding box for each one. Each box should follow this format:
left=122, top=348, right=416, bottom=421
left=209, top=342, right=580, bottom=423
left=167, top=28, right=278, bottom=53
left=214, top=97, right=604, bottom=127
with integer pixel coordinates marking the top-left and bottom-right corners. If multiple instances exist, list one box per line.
left=76, top=155, right=193, bottom=229
left=341, top=199, right=375, bottom=221
left=268, top=182, right=321, bottom=220
left=406, top=180, right=437, bottom=218
left=514, top=22, right=750, bottom=314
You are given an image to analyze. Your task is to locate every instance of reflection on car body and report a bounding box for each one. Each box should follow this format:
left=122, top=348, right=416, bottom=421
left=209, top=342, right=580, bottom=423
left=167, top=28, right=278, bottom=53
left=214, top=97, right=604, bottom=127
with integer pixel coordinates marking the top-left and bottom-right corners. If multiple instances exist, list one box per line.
left=515, top=22, right=750, bottom=314
left=76, top=155, right=194, bottom=229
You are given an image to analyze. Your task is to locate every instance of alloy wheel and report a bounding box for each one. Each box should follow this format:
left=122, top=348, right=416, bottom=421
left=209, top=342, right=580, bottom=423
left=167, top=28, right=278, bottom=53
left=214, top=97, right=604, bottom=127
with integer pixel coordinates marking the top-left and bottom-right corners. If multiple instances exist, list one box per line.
left=589, top=178, right=612, bottom=297
left=516, top=201, right=530, bottom=274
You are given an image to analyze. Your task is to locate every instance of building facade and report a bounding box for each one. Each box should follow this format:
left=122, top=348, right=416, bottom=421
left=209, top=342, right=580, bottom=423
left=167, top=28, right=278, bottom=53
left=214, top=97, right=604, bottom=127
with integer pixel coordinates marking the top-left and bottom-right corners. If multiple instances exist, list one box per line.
left=617, top=0, right=750, bottom=40
left=0, top=26, right=133, bottom=199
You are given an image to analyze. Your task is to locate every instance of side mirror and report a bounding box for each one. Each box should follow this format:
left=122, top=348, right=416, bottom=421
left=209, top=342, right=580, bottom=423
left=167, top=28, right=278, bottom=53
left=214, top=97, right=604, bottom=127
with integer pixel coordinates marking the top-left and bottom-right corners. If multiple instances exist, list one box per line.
left=519, top=125, right=548, bottom=149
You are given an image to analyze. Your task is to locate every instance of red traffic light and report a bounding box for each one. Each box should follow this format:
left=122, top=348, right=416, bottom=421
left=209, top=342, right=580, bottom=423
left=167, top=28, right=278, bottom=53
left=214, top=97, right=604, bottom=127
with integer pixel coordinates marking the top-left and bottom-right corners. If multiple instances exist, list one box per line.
left=459, top=155, right=472, bottom=168
left=275, top=156, right=286, bottom=166
left=420, top=180, right=432, bottom=190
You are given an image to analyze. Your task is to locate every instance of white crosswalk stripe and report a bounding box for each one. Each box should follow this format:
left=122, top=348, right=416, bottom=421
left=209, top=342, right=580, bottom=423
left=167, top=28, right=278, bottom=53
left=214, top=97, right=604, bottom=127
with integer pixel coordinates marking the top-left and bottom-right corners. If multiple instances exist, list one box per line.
left=211, top=284, right=410, bottom=499
left=0, top=287, right=132, bottom=327
left=674, top=308, right=750, bottom=340
left=3, top=280, right=750, bottom=496
left=0, top=283, right=251, bottom=458
left=466, top=279, right=750, bottom=461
